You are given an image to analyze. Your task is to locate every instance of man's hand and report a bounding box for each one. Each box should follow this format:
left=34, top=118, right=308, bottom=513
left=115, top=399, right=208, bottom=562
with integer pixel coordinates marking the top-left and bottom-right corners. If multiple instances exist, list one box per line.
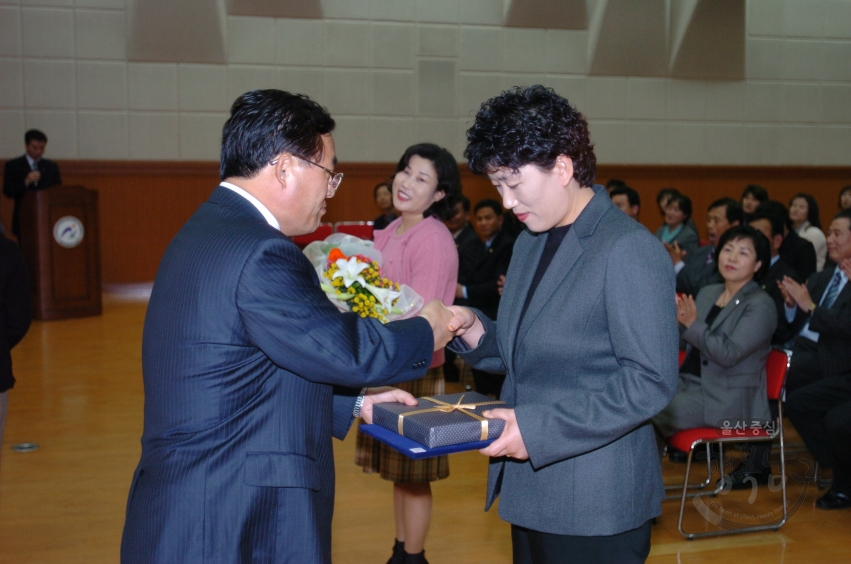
left=777, top=279, right=796, bottom=308
left=478, top=408, right=528, bottom=460
left=25, top=171, right=41, bottom=186
left=418, top=299, right=456, bottom=350
left=676, top=293, right=698, bottom=328
left=496, top=275, right=506, bottom=296
left=360, top=387, right=418, bottom=424
left=664, top=241, right=686, bottom=265
left=780, top=276, right=812, bottom=310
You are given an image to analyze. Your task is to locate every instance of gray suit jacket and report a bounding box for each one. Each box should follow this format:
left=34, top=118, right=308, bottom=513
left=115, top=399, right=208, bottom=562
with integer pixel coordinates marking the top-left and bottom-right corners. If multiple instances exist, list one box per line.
left=453, top=187, right=679, bottom=536
left=681, top=281, right=776, bottom=426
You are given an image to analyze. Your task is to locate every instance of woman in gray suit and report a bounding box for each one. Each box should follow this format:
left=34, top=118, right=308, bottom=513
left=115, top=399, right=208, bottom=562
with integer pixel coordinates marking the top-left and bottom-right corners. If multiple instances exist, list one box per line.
left=447, top=86, right=679, bottom=564
left=654, top=226, right=776, bottom=467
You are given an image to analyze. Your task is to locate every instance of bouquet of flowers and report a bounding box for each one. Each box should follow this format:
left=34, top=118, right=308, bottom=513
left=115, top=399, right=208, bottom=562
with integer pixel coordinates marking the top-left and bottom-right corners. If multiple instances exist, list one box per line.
left=303, top=234, right=423, bottom=323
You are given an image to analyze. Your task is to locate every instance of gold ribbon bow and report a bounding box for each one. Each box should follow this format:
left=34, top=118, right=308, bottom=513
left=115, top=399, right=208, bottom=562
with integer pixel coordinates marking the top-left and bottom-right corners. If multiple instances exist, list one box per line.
left=397, top=395, right=505, bottom=442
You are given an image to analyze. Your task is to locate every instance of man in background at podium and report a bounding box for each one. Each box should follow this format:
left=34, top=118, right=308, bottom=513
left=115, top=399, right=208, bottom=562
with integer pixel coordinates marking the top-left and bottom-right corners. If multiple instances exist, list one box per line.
left=3, top=129, right=62, bottom=240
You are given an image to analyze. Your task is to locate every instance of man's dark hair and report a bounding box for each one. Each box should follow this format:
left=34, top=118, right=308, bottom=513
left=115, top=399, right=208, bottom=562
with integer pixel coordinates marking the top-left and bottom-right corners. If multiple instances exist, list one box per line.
left=667, top=194, right=692, bottom=221
left=395, top=143, right=462, bottom=221
left=464, top=85, right=596, bottom=186
left=25, top=129, right=47, bottom=144
left=610, top=186, right=640, bottom=208
left=373, top=179, right=392, bottom=199
left=606, top=178, right=627, bottom=191
left=757, top=200, right=793, bottom=232
left=456, top=194, right=471, bottom=213
left=716, top=225, right=771, bottom=281
left=790, top=193, right=822, bottom=230
left=474, top=198, right=503, bottom=216
left=839, top=185, right=851, bottom=209
left=656, top=187, right=680, bottom=206
left=834, top=208, right=851, bottom=228
left=742, top=184, right=769, bottom=203
left=749, top=207, right=786, bottom=239
left=708, top=197, right=743, bottom=225
left=220, top=90, right=335, bottom=181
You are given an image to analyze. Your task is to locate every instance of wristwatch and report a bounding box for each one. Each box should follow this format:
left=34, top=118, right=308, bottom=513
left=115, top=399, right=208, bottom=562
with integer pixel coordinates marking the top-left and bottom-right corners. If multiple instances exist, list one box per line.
left=352, top=388, right=368, bottom=418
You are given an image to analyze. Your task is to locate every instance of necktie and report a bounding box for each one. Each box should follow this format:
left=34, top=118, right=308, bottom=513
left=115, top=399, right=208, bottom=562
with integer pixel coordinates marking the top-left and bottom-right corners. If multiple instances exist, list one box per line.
left=822, top=271, right=843, bottom=309
left=31, top=159, right=39, bottom=171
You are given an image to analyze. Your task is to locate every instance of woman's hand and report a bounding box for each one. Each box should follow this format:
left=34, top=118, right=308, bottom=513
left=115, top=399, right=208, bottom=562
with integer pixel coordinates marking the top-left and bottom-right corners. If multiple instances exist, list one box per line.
left=676, top=294, right=698, bottom=328
left=478, top=408, right=529, bottom=460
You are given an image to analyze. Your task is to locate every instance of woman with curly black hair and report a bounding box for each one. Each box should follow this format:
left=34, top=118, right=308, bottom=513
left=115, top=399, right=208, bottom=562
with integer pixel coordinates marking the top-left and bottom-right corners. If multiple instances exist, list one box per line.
left=446, top=86, right=678, bottom=563
left=354, top=143, right=461, bottom=564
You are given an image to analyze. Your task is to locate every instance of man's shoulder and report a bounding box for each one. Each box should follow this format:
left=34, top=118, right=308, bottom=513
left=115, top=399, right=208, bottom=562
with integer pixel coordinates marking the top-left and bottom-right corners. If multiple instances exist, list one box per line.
left=3, top=155, right=26, bottom=170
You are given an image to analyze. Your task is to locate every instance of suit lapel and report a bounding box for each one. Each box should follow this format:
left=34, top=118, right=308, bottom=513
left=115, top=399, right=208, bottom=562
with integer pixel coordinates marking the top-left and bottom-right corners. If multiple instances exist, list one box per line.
left=502, top=232, right=546, bottom=370
left=709, top=281, right=758, bottom=329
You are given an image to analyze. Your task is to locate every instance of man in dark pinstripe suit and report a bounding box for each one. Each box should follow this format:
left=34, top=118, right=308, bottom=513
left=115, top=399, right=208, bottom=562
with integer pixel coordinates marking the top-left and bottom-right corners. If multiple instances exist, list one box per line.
left=120, top=90, right=455, bottom=564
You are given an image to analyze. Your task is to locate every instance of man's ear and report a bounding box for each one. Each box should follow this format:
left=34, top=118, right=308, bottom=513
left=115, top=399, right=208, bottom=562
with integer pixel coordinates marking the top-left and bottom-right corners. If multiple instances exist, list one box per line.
left=273, top=154, right=293, bottom=187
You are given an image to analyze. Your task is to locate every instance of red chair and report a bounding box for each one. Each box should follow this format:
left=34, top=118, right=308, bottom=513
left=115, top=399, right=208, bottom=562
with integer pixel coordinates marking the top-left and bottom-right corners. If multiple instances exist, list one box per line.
left=335, top=221, right=374, bottom=240
left=291, top=223, right=333, bottom=248
left=666, top=348, right=791, bottom=539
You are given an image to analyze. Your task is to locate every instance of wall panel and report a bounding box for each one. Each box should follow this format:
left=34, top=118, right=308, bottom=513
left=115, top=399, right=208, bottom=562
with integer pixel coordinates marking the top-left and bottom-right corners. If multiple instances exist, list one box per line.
left=2, top=161, right=849, bottom=284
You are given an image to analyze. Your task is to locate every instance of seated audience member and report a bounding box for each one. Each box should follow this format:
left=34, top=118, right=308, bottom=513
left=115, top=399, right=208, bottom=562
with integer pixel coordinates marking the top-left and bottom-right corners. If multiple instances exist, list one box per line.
left=778, top=209, right=851, bottom=395
left=749, top=209, right=802, bottom=346
left=758, top=200, right=818, bottom=282
left=673, top=198, right=742, bottom=296
left=444, top=195, right=484, bottom=382
left=741, top=184, right=769, bottom=226
left=657, top=194, right=700, bottom=255
left=654, top=227, right=775, bottom=470
left=605, top=178, right=627, bottom=194
left=786, top=362, right=851, bottom=509
left=610, top=185, right=640, bottom=220
left=656, top=187, right=680, bottom=218
left=1, top=232, right=32, bottom=469
left=840, top=185, right=851, bottom=211
left=456, top=199, right=516, bottom=397
left=790, top=193, right=827, bottom=272
left=372, top=180, right=397, bottom=231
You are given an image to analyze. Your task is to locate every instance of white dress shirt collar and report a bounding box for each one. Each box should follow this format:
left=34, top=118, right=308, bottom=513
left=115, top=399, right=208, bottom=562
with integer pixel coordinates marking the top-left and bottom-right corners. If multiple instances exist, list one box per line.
left=220, top=181, right=280, bottom=230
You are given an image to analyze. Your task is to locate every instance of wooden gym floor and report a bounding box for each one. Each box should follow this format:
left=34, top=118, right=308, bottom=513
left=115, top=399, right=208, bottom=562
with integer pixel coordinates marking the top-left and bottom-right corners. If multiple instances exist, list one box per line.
left=1, top=298, right=849, bottom=563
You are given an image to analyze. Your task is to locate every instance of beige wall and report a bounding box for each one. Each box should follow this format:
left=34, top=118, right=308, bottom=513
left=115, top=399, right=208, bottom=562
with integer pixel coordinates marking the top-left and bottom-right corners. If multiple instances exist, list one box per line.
left=1, top=0, right=850, bottom=166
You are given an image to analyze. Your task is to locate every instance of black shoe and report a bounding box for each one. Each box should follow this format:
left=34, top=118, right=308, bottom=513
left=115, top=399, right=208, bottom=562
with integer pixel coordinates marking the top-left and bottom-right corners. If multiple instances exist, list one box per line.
left=723, top=463, right=771, bottom=490
left=404, top=550, right=429, bottom=564
left=386, top=540, right=405, bottom=564
left=815, top=489, right=851, bottom=510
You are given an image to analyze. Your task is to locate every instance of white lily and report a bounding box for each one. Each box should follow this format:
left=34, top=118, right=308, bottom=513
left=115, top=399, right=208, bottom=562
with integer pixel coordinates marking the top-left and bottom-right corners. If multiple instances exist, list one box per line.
left=366, top=285, right=402, bottom=312
left=331, top=257, right=370, bottom=289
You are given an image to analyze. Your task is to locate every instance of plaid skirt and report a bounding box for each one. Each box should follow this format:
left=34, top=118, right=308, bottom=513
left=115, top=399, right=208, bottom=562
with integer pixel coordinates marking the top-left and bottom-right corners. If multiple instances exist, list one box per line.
left=354, top=366, right=450, bottom=483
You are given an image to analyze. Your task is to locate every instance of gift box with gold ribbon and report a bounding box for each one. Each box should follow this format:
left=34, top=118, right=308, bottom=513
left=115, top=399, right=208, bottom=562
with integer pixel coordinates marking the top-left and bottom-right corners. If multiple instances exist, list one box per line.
left=371, top=392, right=506, bottom=449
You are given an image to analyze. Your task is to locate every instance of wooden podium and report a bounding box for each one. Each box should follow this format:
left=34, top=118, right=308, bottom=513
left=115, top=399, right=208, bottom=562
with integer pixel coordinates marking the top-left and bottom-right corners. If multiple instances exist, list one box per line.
left=19, top=185, right=102, bottom=320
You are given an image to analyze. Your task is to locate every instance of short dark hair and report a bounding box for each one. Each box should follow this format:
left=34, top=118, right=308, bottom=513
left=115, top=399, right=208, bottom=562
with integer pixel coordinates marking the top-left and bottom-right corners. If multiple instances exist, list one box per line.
left=474, top=198, right=503, bottom=216
left=742, top=184, right=769, bottom=203
left=456, top=194, right=471, bottom=213
left=25, top=129, right=47, bottom=144
left=716, top=225, right=771, bottom=281
left=606, top=178, right=627, bottom=190
left=749, top=207, right=786, bottom=239
left=757, top=200, right=793, bottom=232
left=220, top=90, right=335, bottom=181
left=667, top=194, right=692, bottom=221
left=708, top=197, right=743, bottom=225
left=656, top=187, right=680, bottom=206
left=395, top=143, right=462, bottom=221
left=464, top=85, right=596, bottom=187
left=610, top=186, right=640, bottom=208
left=373, top=179, right=392, bottom=199
left=789, top=193, right=822, bottom=230
left=839, top=185, right=851, bottom=209
left=834, top=208, right=851, bottom=228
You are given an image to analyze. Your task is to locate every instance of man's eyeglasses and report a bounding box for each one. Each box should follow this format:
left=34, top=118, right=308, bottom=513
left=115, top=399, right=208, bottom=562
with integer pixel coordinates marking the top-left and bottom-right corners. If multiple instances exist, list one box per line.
left=270, top=156, right=344, bottom=195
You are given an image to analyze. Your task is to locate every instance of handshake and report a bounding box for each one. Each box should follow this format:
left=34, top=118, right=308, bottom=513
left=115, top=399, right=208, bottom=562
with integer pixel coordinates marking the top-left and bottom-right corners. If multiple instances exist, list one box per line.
left=417, top=300, right=469, bottom=351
